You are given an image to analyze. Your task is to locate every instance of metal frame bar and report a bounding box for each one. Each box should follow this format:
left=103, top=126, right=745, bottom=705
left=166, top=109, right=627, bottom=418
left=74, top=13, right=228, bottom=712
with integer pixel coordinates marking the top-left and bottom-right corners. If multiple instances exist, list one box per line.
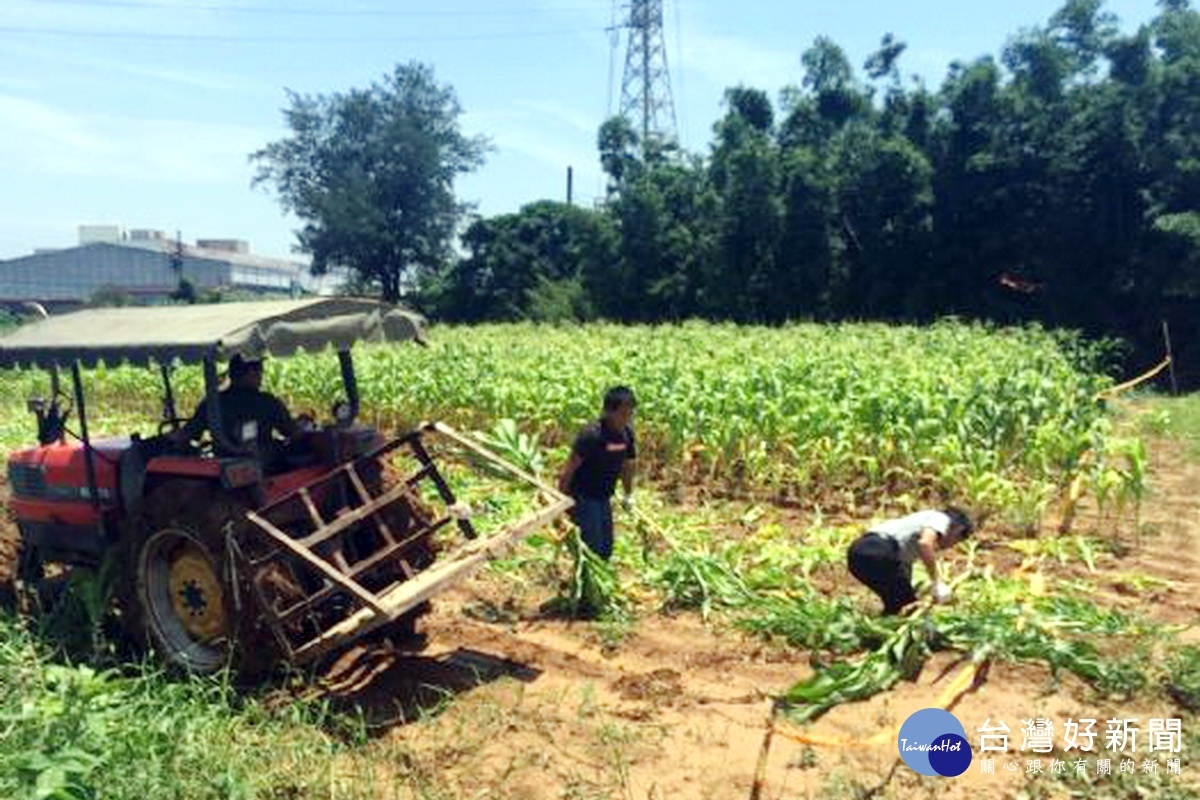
left=69, top=362, right=99, bottom=512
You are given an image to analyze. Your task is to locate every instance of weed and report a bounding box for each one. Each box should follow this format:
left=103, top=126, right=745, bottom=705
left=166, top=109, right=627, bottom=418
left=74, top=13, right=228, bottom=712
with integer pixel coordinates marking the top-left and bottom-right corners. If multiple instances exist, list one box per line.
left=1164, top=646, right=1200, bottom=713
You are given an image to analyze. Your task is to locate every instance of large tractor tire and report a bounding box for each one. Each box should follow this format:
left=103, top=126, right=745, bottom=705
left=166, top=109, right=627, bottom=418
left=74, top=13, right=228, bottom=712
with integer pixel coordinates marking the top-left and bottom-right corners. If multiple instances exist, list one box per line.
left=118, top=480, right=277, bottom=679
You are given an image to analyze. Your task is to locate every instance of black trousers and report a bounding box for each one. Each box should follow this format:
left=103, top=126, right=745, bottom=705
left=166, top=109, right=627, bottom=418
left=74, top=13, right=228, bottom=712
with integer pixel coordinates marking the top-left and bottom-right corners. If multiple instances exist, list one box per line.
left=847, top=533, right=916, bottom=615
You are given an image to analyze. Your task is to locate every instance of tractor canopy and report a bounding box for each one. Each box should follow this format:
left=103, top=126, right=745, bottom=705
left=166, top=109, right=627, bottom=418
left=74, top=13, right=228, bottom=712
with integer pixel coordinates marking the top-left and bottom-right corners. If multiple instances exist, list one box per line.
left=0, top=298, right=426, bottom=369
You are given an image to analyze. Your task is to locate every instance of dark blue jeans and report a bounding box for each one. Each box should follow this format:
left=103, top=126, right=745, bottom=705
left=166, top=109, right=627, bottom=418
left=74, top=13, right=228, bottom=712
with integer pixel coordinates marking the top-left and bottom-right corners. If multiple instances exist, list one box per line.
left=571, top=496, right=614, bottom=560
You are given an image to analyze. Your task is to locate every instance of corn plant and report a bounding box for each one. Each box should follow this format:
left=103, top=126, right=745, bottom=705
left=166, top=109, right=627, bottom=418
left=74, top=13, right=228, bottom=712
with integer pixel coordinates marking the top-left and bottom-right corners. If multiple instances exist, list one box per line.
left=559, top=531, right=627, bottom=621
left=777, top=609, right=931, bottom=724
left=471, top=418, right=546, bottom=478
left=650, top=548, right=750, bottom=620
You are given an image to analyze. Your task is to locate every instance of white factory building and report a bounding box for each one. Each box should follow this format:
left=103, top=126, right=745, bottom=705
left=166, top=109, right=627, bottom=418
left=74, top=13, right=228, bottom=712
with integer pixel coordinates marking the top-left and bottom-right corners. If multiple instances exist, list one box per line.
left=0, top=225, right=343, bottom=307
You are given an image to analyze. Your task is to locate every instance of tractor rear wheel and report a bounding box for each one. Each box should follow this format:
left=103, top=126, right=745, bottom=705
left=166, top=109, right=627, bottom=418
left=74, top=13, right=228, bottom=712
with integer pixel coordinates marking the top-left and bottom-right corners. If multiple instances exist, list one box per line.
left=119, top=480, right=276, bottom=678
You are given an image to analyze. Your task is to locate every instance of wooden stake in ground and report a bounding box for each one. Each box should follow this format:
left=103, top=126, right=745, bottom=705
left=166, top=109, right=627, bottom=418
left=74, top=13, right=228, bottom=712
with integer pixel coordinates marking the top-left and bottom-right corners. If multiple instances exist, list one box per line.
left=1163, top=320, right=1179, bottom=396
left=749, top=701, right=777, bottom=800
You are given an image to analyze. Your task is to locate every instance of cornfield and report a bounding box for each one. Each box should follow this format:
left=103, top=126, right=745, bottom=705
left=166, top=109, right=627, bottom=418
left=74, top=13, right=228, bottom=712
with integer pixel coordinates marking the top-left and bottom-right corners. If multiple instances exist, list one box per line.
left=0, top=320, right=1134, bottom=518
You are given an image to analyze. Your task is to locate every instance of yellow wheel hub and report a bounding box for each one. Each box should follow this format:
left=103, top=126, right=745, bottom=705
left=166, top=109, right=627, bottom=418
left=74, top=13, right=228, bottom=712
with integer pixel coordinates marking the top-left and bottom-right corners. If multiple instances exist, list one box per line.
left=167, top=545, right=227, bottom=643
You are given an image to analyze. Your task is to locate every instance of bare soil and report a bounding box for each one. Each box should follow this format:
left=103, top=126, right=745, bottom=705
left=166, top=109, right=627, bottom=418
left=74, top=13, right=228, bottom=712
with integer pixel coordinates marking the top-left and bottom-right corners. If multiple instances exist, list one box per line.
left=3, top=417, right=1198, bottom=799
left=291, top=424, right=1200, bottom=800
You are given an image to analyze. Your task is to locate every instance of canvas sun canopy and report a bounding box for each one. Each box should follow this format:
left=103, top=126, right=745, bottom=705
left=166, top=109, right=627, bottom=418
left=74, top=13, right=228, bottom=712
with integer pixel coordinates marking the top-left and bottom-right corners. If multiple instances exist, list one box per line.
left=0, top=298, right=426, bottom=369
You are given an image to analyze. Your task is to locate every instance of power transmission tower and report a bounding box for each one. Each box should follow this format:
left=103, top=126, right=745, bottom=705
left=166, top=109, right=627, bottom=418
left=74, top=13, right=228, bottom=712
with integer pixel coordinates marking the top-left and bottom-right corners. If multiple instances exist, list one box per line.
left=617, top=0, right=678, bottom=154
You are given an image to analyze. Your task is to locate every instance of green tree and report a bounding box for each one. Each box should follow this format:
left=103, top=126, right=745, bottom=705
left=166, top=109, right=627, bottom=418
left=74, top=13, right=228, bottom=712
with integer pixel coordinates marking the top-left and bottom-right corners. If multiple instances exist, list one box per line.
left=832, top=129, right=934, bottom=317
left=709, top=87, right=785, bottom=321
left=434, top=201, right=615, bottom=322
left=595, top=116, right=717, bottom=320
left=252, top=62, right=489, bottom=302
left=778, top=146, right=836, bottom=317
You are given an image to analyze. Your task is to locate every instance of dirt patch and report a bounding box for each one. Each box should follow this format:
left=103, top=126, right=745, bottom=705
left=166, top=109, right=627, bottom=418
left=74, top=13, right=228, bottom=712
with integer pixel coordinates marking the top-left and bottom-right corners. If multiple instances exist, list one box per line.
left=289, top=421, right=1200, bottom=800
left=613, top=669, right=684, bottom=704
left=5, top=405, right=1199, bottom=798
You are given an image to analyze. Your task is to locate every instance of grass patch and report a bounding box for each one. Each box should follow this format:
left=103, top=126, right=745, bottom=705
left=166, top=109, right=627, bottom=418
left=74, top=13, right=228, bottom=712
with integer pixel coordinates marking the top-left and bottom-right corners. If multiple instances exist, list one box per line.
left=1132, top=393, right=1200, bottom=461
left=1164, top=645, right=1200, bottom=713
left=0, top=610, right=386, bottom=800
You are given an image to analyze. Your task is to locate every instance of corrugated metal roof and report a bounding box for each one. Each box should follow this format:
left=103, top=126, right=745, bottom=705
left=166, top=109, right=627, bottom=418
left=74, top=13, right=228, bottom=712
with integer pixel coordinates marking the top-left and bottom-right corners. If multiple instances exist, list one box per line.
left=0, top=298, right=425, bottom=368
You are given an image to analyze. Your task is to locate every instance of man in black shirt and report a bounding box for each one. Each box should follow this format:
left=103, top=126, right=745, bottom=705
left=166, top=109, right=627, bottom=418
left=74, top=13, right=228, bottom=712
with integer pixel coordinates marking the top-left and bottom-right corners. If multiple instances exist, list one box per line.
left=178, top=354, right=297, bottom=456
left=557, top=386, right=637, bottom=560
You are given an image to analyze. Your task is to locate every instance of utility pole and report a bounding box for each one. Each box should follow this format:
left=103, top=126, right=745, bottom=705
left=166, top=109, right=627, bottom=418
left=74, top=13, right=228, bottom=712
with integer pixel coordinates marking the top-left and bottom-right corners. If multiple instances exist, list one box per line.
left=617, top=0, right=678, bottom=157
left=171, top=230, right=183, bottom=278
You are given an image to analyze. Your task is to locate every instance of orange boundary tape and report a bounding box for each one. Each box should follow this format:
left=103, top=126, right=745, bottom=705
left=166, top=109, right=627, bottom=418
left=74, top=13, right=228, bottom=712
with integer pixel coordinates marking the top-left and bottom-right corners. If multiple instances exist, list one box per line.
left=1095, top=356, right=1171, bottom=400
left=772, top=657, right=987, bottom=748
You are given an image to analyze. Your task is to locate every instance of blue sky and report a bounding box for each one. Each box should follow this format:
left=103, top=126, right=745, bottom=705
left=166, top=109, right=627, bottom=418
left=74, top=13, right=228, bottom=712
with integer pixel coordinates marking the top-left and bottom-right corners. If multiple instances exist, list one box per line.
left=0, top=0, right=1160, bottom=261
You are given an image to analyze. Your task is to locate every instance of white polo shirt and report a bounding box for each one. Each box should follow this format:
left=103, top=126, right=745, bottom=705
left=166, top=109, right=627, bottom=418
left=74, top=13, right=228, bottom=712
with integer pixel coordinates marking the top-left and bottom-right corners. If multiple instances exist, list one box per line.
left=869, top=510, right=952, bottom=564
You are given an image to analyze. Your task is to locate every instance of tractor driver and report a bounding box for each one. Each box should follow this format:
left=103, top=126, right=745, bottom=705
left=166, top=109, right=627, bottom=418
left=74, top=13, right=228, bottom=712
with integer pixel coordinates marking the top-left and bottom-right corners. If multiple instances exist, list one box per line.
left=176, top=354, right=299, bottom=458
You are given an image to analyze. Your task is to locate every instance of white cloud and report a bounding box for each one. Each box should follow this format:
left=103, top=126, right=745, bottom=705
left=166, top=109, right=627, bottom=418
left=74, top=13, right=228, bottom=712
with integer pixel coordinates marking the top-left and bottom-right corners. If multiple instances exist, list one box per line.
left=0, top=94, right=273, bottom=184
left=511, top=100, right=597, bottom=136
left=466, top=106, right=596, bottom=173
left=77, top=58, right=255, bottom=93
left=677, top=28, right=799, bottom=96
left=0, top=95, right=108, bottom=155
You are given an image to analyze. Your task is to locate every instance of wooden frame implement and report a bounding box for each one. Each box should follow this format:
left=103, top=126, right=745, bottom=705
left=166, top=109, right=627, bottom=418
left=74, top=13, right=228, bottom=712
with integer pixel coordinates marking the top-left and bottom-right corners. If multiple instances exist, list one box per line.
left=236, top=421, right=573, bottom=664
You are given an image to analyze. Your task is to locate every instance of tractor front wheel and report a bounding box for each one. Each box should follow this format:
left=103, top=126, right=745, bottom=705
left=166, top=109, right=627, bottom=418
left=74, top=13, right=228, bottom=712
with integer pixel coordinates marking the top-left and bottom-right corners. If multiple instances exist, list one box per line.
left=119, top=480, right=276, bottom=678
left=136, top=525, right=232, bottom=674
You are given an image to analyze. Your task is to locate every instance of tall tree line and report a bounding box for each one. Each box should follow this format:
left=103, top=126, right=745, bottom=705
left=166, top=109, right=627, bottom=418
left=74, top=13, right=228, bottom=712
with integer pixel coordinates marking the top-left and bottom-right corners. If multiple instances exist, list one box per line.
left=430, top=0, right=1200, bottom=377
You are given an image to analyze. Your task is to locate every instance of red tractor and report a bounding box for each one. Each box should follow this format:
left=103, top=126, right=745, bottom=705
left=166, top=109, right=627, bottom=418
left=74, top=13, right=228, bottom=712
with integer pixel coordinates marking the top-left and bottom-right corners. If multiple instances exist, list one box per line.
left=1, top=299, right=570, bottom=676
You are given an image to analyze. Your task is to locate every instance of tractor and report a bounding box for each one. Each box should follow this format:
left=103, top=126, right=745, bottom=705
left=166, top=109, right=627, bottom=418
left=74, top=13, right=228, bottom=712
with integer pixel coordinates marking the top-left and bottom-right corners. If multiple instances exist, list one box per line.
left=0, top=299, right=571, bottom=676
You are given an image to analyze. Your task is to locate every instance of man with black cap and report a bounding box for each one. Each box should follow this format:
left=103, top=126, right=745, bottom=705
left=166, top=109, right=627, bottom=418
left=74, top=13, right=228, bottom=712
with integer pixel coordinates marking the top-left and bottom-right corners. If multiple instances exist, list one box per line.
left=178, top=353, right=297, bottom=456
left=846, top=507, right=974, bottom=615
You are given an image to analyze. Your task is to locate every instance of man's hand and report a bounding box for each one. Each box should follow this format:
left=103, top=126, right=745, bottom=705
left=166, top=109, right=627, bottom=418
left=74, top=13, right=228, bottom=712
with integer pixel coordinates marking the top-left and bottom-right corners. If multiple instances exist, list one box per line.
left=932, top=581, right=953, bottom=604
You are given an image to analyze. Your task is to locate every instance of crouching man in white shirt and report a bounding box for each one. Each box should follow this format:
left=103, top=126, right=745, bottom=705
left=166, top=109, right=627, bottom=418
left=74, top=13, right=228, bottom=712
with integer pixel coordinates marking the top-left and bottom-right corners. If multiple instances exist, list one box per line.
left=846, top=508, right=974, bottom=615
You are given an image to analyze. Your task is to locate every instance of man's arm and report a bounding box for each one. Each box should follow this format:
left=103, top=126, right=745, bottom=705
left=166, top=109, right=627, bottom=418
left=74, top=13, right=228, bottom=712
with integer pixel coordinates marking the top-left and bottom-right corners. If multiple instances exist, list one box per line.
left=558, top=452, right=583, bottom=494
left=620, top=458, right=635, bottom=498
left=175, top=399, right=207, bottom=443
left=621, top=427, right=637, bottom=502
left=917, top=528, right=940, bottom=581
left=268, top=394, right=297, bottom=439
left=918, top=527, right=952, bottom=601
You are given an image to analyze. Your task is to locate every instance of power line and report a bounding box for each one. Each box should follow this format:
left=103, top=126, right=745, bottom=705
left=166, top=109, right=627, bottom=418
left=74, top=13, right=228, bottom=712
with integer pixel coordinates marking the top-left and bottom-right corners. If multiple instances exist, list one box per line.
left=671, top=0, right=685, bottom=150
left=26, top=0, right=600, bottom=18
left=0, top=25, right=603, bottom=44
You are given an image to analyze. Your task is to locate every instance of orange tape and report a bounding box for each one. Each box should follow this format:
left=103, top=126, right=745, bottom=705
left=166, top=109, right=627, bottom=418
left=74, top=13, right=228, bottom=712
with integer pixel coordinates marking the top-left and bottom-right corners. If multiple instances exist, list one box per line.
left=773, top=658, right=986, bottom=749
left=1095, top=357, right=1171, bottom=400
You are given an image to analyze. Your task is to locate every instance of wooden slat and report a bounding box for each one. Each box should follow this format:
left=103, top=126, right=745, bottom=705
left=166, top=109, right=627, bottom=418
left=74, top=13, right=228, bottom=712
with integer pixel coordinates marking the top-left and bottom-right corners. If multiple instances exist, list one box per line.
left=329, top=546, right=352, bottom=573
left=274, top=580, right=343, bottom=624
left=406, top=435, right=476, bottom=539
left=346, top=463, right=396, bottom=544
left=405, top=463, right=435, bottom=486
left=245, top=510, right=388, bottom=616
left=291, top=494, right=572, bottom=661
left=430, top=421, right=555, bottom=491
left=299, top=487, right=325, bottom=528
left=290, top=478, right=419, bottom=550
left=345, top=518, right=451, bottom=580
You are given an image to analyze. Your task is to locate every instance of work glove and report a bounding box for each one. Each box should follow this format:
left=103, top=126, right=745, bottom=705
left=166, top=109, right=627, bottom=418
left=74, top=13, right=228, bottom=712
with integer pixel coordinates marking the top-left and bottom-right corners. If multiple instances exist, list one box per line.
left=621, top=493, right=635, bottom=513
left=932, top=580, right=953, bottom=604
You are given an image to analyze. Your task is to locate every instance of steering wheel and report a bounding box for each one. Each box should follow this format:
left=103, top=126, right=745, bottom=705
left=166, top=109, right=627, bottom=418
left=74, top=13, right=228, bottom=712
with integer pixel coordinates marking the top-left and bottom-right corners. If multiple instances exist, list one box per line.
left=158, top=417, right=188, bottom=436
